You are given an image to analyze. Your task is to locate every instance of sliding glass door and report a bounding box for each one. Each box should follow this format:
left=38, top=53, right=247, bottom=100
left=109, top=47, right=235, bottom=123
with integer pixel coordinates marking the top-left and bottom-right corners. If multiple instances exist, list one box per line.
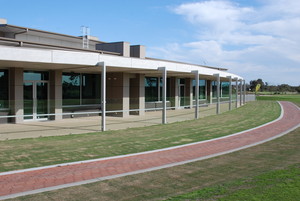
left=24, top=81, right=49, bottom=120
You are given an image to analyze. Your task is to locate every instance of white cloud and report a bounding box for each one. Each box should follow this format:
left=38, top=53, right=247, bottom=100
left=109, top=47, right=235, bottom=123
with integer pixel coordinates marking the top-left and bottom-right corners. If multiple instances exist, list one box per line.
left=149, top=0, right=300, bottom=85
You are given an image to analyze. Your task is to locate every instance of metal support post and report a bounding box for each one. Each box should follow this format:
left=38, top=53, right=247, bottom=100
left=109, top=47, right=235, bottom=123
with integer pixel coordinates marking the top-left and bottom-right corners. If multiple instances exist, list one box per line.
left=98, top=62, right=106, bottom=131
left=235, top=78, right=238, bottom=108
left=243, top=80, right=246, bottom=104
left=192, top=70, right=199, bottom=119
left=239, top=79, right=243, bottom=106
left=227, top=76, right=232, bottom=110
left=214, top=74, right=220, bottom=114
left=158, top=67, right=167, bottom=124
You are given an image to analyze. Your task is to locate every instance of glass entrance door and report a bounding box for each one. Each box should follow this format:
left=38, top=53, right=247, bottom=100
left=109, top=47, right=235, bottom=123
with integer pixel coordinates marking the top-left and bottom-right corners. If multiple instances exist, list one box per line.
left=24, top=81, right=48, bottom=120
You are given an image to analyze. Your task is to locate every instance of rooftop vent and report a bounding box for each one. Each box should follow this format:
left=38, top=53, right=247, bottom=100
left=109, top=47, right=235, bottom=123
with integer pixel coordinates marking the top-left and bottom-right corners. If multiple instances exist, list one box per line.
left=0, top=18, right=7, bottom=26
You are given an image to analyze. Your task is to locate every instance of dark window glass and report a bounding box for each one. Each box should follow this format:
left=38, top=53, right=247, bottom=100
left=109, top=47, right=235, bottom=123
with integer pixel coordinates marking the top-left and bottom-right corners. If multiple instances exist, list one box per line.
left=200, top=80, right=206, bottom=99
left=62, top=73, right=80, bottom=105
left=82, top=74, right=101, bottom=104
left=212, top=81, right=217, bottom=98
left=193, top=79, right=206, bottom=99
left=62, top=73, right=101, bottom=106
left=24, top=71, right=49, bottom=81
left=0, top=70, right=9, bottom=109
left=221, top=82, right=230, bottom=97
left=145, top=77, right=158, bottom=102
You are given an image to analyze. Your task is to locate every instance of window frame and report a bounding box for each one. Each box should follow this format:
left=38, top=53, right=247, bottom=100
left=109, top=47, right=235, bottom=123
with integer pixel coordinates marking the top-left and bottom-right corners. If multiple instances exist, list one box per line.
left=0, top=69, right=9, bottom=110
left=62, top=72, right=101, bottom=107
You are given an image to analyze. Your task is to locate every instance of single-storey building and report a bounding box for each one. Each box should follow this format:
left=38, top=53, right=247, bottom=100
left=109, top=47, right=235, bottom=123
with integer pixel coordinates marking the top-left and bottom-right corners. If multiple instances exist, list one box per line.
left=0, top=19, right=246, bottom=130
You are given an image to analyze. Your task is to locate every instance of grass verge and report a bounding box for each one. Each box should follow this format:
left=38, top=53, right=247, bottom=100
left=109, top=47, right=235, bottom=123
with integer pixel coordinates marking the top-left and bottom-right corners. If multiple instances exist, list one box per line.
left=0, top=101, right=280, bottom=172
left=7, top=127, right=300, bottom=201
left=167, top=164, right=300, bottom=201
left=256, top=94, right=300, bottom=106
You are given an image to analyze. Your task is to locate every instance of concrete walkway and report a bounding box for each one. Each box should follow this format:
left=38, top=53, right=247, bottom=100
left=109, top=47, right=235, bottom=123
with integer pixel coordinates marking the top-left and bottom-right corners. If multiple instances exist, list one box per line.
left=0, top=101, right=299, bottom=200
left=0, top=103, right=231, bottom=140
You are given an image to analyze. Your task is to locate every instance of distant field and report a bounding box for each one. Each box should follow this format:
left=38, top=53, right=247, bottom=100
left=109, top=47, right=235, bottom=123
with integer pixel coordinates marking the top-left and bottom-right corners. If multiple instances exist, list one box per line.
left=256, top=94, right=300, bottom=106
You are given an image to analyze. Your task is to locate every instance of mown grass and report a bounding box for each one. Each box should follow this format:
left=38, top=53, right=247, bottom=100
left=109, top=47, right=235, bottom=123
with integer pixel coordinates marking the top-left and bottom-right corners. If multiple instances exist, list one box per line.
left=167, top=164, right=300, bottom=201
left=256, top=94, right=300, bottom=106
left=0, top=101, right=280, bottom=172
left=8, top=126, right=300, bottom=201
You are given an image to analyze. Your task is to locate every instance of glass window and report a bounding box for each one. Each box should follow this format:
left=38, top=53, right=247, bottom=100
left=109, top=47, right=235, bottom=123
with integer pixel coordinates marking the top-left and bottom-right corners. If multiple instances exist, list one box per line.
left=0, top=70, right=9, bottom=109
left=62, top=73, right=80, bottom=105
left=145, top=77, right=172, bottom=102
left=145, top=77, right=158, bottom=102
left=24, top=71, right=49, bottom=81
left=221, top=82, right=230, bottom=97
left=212, top=81, right=217, bottom=98
left=82, top=74, right=101, bottom=105
left=199, top=80, right=206, bottom=99
left=62, top=73, right=101, bottom=106
left=193, top=80, right=206, bottom=99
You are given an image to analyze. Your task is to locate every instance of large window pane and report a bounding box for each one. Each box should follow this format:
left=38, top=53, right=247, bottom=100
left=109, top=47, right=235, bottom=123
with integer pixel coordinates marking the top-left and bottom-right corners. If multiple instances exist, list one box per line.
left=62, top=73, right=80, bottom=105
left=221, top=82, right=230, bottom=97
left=145, top=77, right=158, bottom=102
left=212, top=81, right=217, bottom=98
left=193, top=79, right=206, bottom=100
left=82, top=74, right=101, bottom=105
left=200, top=80, right=206, bottom=99
left=24, top=71, right=49, bottom=81
left=0, top=70, right=9, bottom=109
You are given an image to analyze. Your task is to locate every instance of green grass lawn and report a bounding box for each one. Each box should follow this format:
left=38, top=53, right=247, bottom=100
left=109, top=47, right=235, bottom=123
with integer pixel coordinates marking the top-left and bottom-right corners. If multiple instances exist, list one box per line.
left=8, top=125, right=300, bottom=201
left=256, top=94, right=300, bottom=106
left=167, top=164, right=300, bottom=201
left=0, top=101, right=280, bottom=172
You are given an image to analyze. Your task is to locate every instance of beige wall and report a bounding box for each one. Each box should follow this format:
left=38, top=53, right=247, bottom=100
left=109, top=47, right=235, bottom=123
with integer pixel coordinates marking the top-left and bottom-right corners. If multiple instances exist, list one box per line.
left=49, top=70, right=62, bottom=120
left=129, top=74, right=145, bottom=115
left=9, top=67, right=23, bottom=123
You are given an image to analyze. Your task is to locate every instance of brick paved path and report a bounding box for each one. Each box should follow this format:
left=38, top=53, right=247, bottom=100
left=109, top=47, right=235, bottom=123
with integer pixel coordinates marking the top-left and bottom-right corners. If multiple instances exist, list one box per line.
left=0, top=101, right=299, bottom=199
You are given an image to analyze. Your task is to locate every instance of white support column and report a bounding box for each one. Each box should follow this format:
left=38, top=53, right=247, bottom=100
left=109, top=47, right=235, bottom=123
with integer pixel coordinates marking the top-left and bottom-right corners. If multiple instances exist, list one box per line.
left=209, top=81, right=213, bottom=104
left=220, top=82, right=223, bottom=98
left=158, top=67, right=167, bottom=124
left=189, top=79, right=193, bottom=109
left=235, top=78, right=238, bottom=108
left=214, top=74, right=220, bottom=114
left=243, top=80, right=246, bottom=104
left=239, top=79, right=243, bottom=106
left=227, top=76, right=232, bottom=110
left=98, top=62, right=106, bottom=132
left=192, top=70, right=199, bottom=119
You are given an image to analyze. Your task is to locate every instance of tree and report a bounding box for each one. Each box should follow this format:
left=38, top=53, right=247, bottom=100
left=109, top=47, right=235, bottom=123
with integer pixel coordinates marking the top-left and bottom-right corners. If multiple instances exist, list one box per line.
left=249, top=78, right=265, bottom=92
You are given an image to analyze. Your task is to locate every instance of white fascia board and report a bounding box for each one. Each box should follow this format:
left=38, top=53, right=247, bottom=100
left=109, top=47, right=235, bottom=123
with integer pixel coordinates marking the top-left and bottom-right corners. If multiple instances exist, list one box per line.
left=52, top=50, right=98, bottom=65
left=0, top=45, right=243, bottom=79
left=0, top=45, right=52, bottom=63
left=99, top=54, right=133, bottom=68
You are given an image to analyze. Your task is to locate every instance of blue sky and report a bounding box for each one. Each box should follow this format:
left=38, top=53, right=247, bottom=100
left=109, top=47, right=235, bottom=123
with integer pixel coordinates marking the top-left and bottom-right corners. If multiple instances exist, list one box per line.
left=1, top=0, right=299, bottom=85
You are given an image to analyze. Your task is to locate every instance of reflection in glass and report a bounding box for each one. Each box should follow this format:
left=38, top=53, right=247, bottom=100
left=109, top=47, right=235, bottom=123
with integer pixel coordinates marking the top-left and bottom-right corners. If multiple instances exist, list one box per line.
left=193, top=79, right=207, bottom=100
left=0, top=70, right=8, bottom=109
left=24, top=71, right=49, bottom=81
left=36, top=82, right=48, bottom=119
left=23, top=83, right=34, bottom=119
left=62, top=73, right=80, bottom=105
left=62, top=73, right=101, bottom=106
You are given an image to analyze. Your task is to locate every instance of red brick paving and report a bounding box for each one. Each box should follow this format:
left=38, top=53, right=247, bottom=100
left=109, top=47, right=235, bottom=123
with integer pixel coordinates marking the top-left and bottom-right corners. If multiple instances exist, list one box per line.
left=0, top=101, right=299, bottom=198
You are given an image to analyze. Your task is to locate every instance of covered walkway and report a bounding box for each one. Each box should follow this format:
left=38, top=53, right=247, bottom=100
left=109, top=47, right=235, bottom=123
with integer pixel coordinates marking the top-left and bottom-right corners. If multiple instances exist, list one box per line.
left=0, top=103, right=232, bottom=140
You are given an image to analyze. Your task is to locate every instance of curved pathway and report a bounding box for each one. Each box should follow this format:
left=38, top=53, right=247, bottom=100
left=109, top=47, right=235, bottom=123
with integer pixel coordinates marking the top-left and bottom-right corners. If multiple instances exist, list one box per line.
left=0, top=101, right=299, bottom=200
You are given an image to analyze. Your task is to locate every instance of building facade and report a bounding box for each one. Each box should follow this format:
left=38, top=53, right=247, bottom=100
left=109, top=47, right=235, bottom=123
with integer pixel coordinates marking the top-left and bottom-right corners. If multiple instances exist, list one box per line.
left=0, top=19, right=245, bottom=128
